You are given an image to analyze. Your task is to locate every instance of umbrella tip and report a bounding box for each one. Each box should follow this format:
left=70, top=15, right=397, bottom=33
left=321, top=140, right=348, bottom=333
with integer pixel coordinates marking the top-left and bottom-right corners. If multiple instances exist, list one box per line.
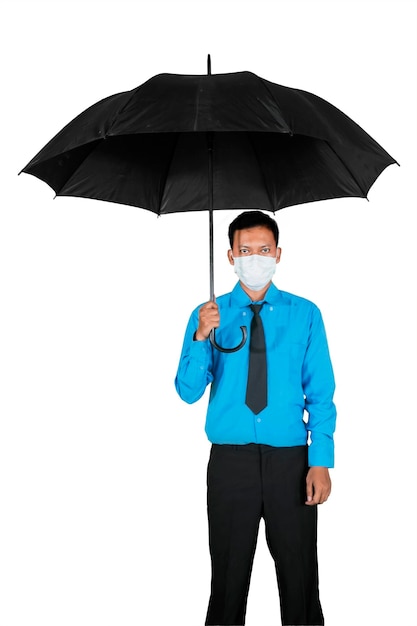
left=207, top=54, right=211, bottom=75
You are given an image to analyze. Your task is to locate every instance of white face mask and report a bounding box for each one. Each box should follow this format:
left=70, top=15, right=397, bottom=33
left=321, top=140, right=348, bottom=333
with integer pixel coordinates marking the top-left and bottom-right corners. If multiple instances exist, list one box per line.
left=233, top=254, right=277, bottom=291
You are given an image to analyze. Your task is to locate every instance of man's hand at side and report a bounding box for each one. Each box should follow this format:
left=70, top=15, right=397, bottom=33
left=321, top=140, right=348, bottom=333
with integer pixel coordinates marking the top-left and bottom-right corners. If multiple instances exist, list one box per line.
left=305, top=466, right=331, bottom=505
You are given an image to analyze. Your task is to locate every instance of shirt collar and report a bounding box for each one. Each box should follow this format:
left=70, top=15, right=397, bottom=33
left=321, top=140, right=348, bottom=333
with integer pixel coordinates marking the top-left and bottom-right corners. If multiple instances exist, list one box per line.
left=230, top=281, right=283, bottom=307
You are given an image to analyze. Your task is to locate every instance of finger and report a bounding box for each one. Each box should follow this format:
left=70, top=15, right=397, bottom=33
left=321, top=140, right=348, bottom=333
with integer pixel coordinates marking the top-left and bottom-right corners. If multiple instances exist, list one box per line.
left=315, top=486, right=331, bottom=505
left=320, top=487, right=331, bottom=504
left=201, top=312, right=220, bottom=325
left=314, top=488, right=323, bottom=505
left=204, top=306, right=220, bottom=319
left=306, top=481, right=327, bottom=505
left=306, top=490, right=321, bottom=505
left=305, top=478, right=314, bottom=505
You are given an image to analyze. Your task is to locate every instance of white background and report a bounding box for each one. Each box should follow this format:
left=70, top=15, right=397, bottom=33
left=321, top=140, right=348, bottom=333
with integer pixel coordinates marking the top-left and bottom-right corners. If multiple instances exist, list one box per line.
left=1, top=1, right=416, bottom=624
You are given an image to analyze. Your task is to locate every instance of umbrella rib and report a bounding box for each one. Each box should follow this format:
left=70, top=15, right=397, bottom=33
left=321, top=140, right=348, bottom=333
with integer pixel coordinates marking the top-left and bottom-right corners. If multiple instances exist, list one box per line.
left=156, top=133, right=181, bottom=214
left=106, top=84, right=145, bottom=136
left=324, top=140, right=369, bottom=197
left=255, top=75, right=293, bottom=135
left=52, top=140, right=102, bottom=196
left=247, top=133, right=276, bottom=211
left=193, top=78, right=204, bottom=131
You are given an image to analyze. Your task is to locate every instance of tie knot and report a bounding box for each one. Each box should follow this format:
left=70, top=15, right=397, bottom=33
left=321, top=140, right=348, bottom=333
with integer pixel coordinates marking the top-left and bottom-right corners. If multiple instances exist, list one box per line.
left=250, top=303, right=263, bottom=315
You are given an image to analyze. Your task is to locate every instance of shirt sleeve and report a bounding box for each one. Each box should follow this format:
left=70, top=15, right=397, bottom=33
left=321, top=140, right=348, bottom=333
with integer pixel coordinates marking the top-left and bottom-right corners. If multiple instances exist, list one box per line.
left=302, top=306, right=337, bottom=468
left=174, top=308, right=214, bottom=404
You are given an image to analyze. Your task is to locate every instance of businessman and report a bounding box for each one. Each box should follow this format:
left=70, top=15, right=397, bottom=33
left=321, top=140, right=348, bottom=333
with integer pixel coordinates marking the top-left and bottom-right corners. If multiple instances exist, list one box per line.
left=175, top=210, right=336, bottom=626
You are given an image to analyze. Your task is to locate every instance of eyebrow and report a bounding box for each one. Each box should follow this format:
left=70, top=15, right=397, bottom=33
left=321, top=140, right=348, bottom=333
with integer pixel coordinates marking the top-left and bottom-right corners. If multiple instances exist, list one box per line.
left=238, top=243, right=273, bottom=248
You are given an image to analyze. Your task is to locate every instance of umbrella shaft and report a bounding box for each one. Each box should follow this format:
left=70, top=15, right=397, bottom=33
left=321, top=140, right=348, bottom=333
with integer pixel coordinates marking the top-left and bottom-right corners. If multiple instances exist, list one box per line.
left=209, top=209, right=214, bottom=300
left=208, top=132, right=215, bottom=301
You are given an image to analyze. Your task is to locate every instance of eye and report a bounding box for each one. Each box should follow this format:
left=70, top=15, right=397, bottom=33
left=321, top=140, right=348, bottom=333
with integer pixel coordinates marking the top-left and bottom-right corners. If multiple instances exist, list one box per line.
left=239, top=248, right=249, bottom=254
left=261, top=247, right=271, bottom=254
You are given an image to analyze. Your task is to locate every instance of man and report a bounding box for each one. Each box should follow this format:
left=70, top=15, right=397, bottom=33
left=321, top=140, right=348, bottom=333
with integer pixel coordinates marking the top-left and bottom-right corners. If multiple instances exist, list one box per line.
left=175, top=210, right=336, bottom=626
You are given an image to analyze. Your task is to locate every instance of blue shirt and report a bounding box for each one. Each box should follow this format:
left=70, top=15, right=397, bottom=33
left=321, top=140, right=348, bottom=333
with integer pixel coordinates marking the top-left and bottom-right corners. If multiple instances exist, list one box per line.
left=175, top=282, right=336, bottom=467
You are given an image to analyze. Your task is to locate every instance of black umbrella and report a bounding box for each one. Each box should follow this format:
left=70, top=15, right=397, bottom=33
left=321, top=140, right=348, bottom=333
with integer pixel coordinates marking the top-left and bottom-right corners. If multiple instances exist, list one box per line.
left=20, top=56, right=397, bottom=351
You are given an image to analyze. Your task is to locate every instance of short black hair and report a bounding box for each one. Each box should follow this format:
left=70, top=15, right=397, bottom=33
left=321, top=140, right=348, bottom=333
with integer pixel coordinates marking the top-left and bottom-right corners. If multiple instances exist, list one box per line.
left=228, top=210, right=279, bottom=248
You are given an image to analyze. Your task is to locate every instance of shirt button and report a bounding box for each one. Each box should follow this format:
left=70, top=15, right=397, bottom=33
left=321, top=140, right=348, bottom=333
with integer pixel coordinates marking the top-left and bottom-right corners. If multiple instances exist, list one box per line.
left=242, top=311, right=247, bottom=316
left=269, top=306, right=274, bottom=311
left=257, top=418, right=262, bottom=423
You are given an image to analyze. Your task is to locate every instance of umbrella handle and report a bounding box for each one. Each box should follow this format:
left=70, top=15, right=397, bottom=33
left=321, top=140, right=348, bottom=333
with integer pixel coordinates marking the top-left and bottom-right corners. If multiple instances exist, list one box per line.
left=209, top=326, right=248, bottom=353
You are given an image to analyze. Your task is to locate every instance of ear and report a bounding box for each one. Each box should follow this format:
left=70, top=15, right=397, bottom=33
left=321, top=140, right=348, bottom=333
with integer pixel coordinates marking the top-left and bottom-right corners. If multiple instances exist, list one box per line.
left=227, top=249, right=234, bottom=265
left=276, top=247, right=282, bottom=264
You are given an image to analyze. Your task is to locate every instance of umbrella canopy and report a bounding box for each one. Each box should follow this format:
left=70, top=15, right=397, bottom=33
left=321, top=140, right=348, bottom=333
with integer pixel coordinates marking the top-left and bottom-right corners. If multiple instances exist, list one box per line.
left=20, top=59, right=397, bottom=351
left=21, top=68, right=396, bottom=215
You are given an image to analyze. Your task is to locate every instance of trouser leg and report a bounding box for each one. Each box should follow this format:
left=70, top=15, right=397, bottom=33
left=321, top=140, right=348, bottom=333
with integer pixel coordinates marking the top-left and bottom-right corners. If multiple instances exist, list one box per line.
left=262, top=445, right=324, bottom=626
left=205, top=444, right=263, bottom=626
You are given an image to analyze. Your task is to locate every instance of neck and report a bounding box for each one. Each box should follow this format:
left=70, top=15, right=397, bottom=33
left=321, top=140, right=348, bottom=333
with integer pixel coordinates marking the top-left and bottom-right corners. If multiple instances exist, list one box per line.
left=240, top=281, right=271, bottom=302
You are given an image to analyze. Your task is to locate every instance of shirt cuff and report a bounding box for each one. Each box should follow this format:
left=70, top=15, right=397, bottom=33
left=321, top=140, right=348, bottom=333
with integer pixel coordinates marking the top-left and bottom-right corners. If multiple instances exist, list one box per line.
left=308, top=435, right=334, bottom=468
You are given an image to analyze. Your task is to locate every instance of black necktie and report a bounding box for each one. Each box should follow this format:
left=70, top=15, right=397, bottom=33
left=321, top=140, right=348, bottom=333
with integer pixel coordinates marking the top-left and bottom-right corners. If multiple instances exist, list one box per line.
left=245, top=304, right=267, bottom=414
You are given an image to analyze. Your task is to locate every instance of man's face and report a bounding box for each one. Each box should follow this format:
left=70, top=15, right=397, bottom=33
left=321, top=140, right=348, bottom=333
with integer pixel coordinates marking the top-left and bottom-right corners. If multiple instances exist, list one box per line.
left=227, top=225, right=281, bottom=266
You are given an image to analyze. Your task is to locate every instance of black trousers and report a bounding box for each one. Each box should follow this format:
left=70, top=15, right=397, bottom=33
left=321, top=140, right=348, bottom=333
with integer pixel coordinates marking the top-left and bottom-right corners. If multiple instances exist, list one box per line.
left=205, top=444, right=324, bottom=626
